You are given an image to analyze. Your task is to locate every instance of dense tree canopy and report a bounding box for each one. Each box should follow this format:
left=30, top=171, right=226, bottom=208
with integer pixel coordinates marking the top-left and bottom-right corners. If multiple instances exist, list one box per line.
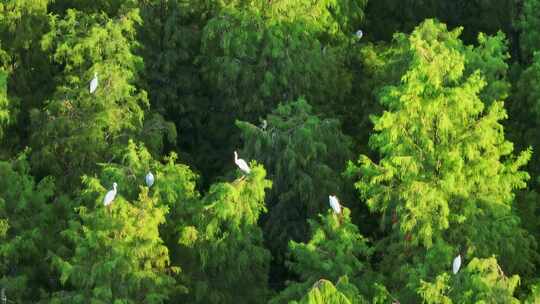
left=2, top=1, right=540, bottom=303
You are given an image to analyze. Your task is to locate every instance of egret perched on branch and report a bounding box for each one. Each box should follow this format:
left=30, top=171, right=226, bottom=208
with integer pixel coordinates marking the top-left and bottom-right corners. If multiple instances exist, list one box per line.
left=145, top=171, right=154, bottom=188
left=355, top=29, right=363, bottom=40
left=234, top=151, right=251, bottom=176
left=89, top=72, right=98, bottom=94
left=329, top=195, right=341, bottom=214
left=452, top=254, right=462, bottom=274
left=103, top=182, right=117, bottom=207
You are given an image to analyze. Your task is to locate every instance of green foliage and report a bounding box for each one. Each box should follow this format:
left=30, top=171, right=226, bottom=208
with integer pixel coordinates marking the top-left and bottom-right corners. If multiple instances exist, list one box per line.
left=515, top=52, right=540, bottom=123
left=177, top=163, right=272, bottom=303
left=0, top=0, right=49, bottom=55
left=84, top=140, right=199, bottom=246
left=351, top=19, right=511, bottom=151
left=237, top=98, right=353, bottom=264
left=0, top=0, right=52, bottom=151
left=507, top=52, right=540, bottom=270
left=137, top=0, right=215, bottom=180
left=290, top=278, right=354, bottom=304
left=0, top=69, right=8, bottom=138
left=348, top=19, right=535, bottom=299
left=464, top=31, right=511, bottom=105
left=30, top=8, right=150, bottom=186
left=52, top=167, right=178, bottom=303
left=272, top=208, right=371, bottom=303
left=517, top=0, right=540, bottom=61
left=200, top=6, right=353, bottom=120
left=525, top=282, right=540, bottom=303
left=418, top=272, right=453, bottom=304
left=3, top=1, right=540, bottom=303
left=171, top=0, right=365, bottom=181
left=350, top=18, right=530, bottom=249
left=262, top=0, right=366, bottom=42
left=0, top=151, right=66, bottom=302
left=419, top=257, right=521, bottom=303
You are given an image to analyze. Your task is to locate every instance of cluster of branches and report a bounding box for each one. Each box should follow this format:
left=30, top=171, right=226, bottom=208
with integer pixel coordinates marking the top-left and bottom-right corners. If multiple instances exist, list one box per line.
left=1, top=0, right=540, bottom=303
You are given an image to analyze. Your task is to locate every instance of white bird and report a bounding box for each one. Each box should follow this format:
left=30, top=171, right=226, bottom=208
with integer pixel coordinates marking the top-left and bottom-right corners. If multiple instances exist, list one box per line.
left=89, top=72, right=98, bottom=94
left=261, top=119, right=268, bottom=130
left=103, top=182, right=117, bottom=207
left=145, top=171, right=154, bottom=187
left=234, top=151, right=251, bottom=175
left=329, top=195, right=342, bottom=214
left=356, top=29, right=363, bottom=39
left=452, top=254, right=462, bottom=274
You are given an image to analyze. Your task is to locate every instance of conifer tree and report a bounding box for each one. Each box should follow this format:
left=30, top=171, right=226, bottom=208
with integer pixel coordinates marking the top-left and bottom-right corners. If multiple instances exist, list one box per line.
left=30, top=8, right=154, bottom=187
left=0, top=152, right=67, bottom=302
left=464, top=31, right=511, bottom=105
left=347, top=19, right=534, bottom=300
left=508, top=5, right=540, bottom=289
left=137, top=0, right=213, bottom=180
left=290, top=278, right=357, bottom=304
left=180, top=0, right=365, bottom=180
left=525, top=283, right=540, bottom=303
left=237, top=99, right=353, bottom=271
left=0, top=0, right=53, bottom=152
left=51, top=166, right=178, bottom=303
left=271, top=208, right=372, bottom=303
left=350, top=24, right=511, bottom=152
left=176, top=163, right=272, bottom=304
left=418, top=257, right=521, bottom=303
left=3, top=1, right=540, bottom=302
left=517, top=0, right=540, bottom=61
left=87, top=140, right=200, bottom=267
left=200, top=5, right=354, bottom=122
left=0, top=69, right=8, bottom=140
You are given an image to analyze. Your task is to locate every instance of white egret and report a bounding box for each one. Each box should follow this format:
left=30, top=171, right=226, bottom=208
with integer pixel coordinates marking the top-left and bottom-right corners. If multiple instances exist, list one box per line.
left=261, top=119, right=268, bottom=130
left=234, top=151, right=251, bottom=175
left=145, top=172, right=154, bottom=187
left=329, top=195, right=341, bottom=214
left=89, top=72, right=98, bottom=94
left=103, top=182, right=117, bottom=207
left=356, top=29, right=363, bottom=40
left=452, top=254, right=462, bottom=274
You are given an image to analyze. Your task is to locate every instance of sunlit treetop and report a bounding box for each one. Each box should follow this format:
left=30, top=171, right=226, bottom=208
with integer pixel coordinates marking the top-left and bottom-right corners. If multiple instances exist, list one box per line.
left=348, top=19, right=532, bottom=268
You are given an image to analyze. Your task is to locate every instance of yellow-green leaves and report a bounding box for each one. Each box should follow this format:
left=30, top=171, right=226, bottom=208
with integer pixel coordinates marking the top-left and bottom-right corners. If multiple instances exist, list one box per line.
left=178, top=163, right=272, bottom=304
left=31, top=8, right=148, bottom=187
left=0, top=69, right=8, bottom=139
left=419, top=257, right=521, bottom=303
left=57, top=148, right=179, bottom=303
left=349, top=19, right=533, bottom=300
left=273, top=208, right=372, bottom=303
left=293, top=278, right=353, bottom=304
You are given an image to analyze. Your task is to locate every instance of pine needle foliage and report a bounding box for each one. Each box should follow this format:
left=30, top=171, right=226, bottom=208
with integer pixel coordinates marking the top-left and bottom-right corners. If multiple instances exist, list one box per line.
left=348, top=19, right=535, bottom=299
left=272, top=208, right=372, bottom=303
left=0, top=152, right=65, bottom=302
left=419, top=257, right=521, bottom=303
left=176, top=163, right=272, bottom=303
left=52, top=170, right=178, bottom=303
left=30, top=8, right=147, bottom=186
left=291, top=278, right=354, bottom=304
left=237, top=98, right=353, bottom=264
left=517, top=0, right=540, bottom=61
